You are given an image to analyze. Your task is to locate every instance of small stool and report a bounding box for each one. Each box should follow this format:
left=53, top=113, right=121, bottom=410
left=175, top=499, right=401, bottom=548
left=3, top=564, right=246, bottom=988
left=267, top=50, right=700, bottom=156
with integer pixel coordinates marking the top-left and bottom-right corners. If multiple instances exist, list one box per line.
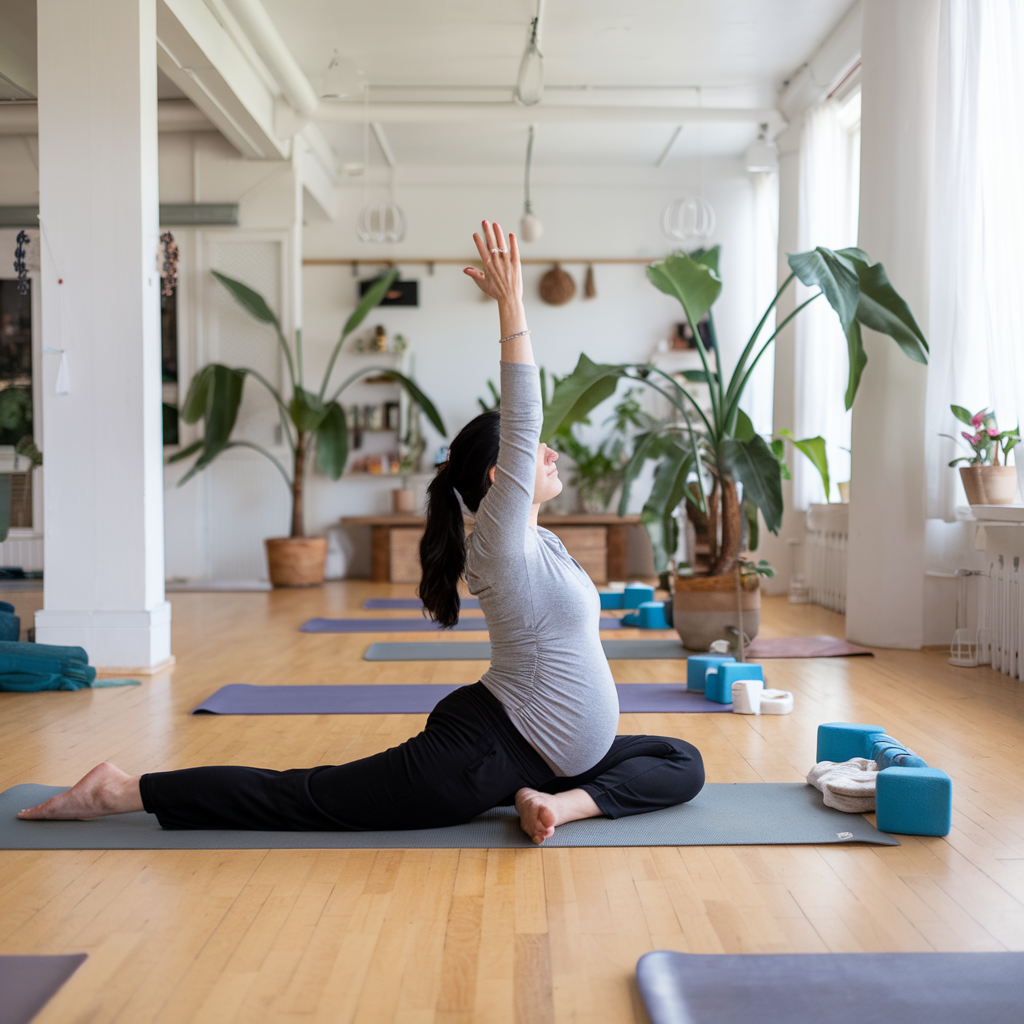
left=816, top=722, right=886, bottom=763
left=707, top=662, right=763, bottom=704
left=685, top=654, right=734, bottom=693
left=875, top=767, right=953, bottom=836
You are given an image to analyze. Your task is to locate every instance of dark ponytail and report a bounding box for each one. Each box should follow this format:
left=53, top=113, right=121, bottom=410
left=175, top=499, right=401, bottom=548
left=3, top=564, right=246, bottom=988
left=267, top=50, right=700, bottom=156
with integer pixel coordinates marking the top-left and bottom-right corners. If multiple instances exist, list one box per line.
left=419, top=410, right=501, bottom=628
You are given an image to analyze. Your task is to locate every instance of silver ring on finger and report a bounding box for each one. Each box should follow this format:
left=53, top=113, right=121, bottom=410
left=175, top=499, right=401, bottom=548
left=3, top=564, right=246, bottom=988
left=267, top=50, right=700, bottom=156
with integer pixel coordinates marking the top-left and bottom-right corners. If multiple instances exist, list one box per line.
left=490, top=248, right=508, bottom=255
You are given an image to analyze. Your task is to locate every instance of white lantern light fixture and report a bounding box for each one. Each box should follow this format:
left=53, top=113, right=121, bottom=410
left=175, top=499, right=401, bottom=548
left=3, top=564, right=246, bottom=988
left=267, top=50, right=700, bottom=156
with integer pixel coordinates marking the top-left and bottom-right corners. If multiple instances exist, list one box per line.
left=661, top=197, right=716, bottom=246
left=519, top=124, right=543, bottom=241
left=356, top=83, right=406, bottom=244
left=514, top=4, right=545, bottom=107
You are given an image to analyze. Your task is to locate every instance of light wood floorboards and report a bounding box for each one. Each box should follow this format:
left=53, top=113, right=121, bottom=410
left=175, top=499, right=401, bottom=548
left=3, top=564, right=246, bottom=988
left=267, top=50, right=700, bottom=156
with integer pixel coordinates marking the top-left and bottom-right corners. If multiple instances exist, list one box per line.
left=1, top=584, right=1022, bottom=1023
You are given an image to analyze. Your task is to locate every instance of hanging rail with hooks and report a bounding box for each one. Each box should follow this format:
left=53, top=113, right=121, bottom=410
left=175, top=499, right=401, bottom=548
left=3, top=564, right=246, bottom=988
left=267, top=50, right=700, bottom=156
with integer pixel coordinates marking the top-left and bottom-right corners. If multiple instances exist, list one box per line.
left=303, top=257, right=661, bottom=269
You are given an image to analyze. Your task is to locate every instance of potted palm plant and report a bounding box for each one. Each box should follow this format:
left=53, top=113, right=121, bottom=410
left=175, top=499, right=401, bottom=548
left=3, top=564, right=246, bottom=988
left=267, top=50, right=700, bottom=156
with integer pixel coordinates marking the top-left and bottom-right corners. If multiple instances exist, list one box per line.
left=171, top=268, right=445, bottom=586
left=542, top=245, right=927, bottom=649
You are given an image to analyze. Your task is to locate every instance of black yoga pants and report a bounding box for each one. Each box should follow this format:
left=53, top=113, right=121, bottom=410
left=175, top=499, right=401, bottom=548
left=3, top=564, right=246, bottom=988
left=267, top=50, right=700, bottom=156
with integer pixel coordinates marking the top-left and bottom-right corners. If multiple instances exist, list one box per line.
left=140, top=681, right=705, bottom=831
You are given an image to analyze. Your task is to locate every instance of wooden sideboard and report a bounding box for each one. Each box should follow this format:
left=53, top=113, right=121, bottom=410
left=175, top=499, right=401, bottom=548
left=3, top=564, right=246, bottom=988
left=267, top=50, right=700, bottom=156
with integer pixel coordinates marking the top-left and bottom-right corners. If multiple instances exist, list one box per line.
left=339, top=513, right=642, bottom=584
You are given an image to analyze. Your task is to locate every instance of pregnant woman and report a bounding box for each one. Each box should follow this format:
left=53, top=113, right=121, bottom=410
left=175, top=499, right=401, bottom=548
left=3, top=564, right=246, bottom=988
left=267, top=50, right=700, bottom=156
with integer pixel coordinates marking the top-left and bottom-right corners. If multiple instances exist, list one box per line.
left=18, top=221, right=704, bottom=844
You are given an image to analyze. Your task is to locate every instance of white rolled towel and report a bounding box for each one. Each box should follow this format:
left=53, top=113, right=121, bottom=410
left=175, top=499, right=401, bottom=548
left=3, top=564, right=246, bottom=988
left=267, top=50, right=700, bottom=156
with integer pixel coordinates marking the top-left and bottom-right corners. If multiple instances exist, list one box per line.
left=806, top=757, right=879, bottom=813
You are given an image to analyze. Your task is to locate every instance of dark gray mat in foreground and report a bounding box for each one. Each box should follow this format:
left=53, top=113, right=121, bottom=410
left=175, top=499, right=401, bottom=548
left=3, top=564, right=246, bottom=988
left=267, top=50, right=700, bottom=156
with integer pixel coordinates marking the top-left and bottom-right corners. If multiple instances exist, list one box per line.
left=1, top=783, right=896, bottom=850
left=636, top=950, right=1023, bottom=1024
left=302, top=616, right=622, bottom=633
left=365, top=638, right=694, bottom=661
left=191, top=683, right=731, bottom=715
left=0, top=954, right=87, bottom=1024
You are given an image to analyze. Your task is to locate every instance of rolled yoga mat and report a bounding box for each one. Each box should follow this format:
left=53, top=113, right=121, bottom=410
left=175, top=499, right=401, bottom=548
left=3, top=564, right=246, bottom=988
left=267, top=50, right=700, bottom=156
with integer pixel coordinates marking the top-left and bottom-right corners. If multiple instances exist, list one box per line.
left=301, top=616, right=624, bottom=633
left=365, top=639, right=693, bottom=661
left=636, top=950, right=1024, bottom=1024
left=0, top=954, right=88, bottom=1024
left=0, top=783, right=896, bottom=850
left=190, top=683, right=732, bottom=715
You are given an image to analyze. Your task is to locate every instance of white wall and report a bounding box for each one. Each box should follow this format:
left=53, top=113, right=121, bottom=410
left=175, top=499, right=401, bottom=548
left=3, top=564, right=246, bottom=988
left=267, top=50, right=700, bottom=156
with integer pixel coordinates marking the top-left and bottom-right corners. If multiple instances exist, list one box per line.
left=301, top=161, right=759, bottom=575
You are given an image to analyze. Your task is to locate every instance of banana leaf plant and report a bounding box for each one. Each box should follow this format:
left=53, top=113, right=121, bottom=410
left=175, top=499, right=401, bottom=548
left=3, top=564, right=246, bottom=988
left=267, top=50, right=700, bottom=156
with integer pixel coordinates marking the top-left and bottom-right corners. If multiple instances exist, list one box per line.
left=170, top=268, right=446, bottom=537
left=541, top=245, right=927, bottom=577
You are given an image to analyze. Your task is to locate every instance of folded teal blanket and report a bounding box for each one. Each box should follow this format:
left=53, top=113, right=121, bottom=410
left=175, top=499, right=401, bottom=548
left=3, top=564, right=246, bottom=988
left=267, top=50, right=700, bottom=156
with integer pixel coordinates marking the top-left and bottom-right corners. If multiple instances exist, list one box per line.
left=0, top=641, right=139, bottom=691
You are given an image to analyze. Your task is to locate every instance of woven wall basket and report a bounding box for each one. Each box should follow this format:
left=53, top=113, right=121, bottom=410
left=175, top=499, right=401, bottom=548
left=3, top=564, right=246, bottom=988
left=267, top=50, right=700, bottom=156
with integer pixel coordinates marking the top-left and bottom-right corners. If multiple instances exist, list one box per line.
left=539, top=264, right=576, bottom=305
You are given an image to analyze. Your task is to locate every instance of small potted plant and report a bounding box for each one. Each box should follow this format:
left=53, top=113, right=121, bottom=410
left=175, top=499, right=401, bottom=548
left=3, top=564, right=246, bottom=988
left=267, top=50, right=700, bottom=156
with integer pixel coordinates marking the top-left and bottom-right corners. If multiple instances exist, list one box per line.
left=943, top=405, right=1020, bottom=505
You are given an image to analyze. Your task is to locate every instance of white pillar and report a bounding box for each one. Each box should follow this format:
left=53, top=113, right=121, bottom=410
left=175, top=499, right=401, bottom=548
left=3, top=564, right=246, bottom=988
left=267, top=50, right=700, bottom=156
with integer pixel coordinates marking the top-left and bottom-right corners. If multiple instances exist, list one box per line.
left=845, top=0, right=939, bottom=648
left=35, top=0, right=170, bottom=670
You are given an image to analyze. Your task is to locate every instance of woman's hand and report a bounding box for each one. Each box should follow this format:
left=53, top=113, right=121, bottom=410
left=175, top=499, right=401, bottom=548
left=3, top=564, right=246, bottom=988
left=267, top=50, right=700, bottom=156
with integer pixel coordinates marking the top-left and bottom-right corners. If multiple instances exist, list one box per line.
left=464, top=220, right=523, bottom=309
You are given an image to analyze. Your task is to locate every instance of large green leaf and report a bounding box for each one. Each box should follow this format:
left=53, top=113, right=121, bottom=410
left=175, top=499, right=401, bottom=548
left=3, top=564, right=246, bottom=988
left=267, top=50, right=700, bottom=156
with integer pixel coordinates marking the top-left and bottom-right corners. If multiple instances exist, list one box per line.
left=778, top=429, right=830, bottom=502
left=180, top=364, right=215, bottom=424
left=540, top=354, right=627, bottom=441
left=646, top=251, right=722, bottom=333
left=787, top=247, right=860, bottom=332
left=343, top=268, right=400, bottom=339
left=844, top=320, right=868, bottom=410
left=743, top=498, right=759, bottom=552
left=950, top=404, right=974, bottom=426
left=211, top=270, right=280, bottom=327
left=315, top=402, right=349, bottom=480
left=167, top=439, right=204, bottom=464
left=175, top=364, right=245, bottom=484
left=640, top=442, right=693, bottom=573
left=842, top=253, right=928, bottom=364
left=384, top=369, right=447, bottom=436
left=733, top=408, right=755, bottom=442
left=689, top=245, right=721, bottom=275
left=719, top=434, right=784, bottom=534
left=289, top=387, right=327, bottom=434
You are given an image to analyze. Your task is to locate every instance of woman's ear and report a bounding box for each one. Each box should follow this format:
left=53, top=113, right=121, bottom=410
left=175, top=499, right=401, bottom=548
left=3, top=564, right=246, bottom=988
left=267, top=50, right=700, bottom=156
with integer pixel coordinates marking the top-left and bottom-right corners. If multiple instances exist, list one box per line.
left=489, top=465, right=497, bottom=484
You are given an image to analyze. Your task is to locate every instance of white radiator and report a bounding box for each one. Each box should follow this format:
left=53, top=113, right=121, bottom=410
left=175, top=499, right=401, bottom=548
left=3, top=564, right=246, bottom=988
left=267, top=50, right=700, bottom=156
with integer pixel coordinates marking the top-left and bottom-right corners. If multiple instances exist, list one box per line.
left=983, top=540, right=1024, bottom=679
left=805, top=503, right=848, bottom=613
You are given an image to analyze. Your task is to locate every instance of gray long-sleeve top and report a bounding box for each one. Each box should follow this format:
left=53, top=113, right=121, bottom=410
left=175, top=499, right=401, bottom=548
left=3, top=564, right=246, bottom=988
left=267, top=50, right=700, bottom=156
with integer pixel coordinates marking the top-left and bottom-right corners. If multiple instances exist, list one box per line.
left=465, top=361, right=620, bottom=777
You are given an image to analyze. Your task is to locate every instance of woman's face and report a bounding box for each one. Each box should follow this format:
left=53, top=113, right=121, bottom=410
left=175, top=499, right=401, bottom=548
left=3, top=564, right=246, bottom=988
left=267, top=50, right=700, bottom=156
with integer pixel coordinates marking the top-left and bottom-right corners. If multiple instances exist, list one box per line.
left=533, top=443, right=562, bottom=504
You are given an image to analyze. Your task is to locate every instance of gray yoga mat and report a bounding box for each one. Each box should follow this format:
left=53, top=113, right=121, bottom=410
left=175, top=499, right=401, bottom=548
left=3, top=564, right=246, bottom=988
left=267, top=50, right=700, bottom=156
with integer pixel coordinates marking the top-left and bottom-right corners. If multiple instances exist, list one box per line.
left=636, top=950, right=1024, bottom=1024
left=191, top=683, right=731, bottom=715
left=1, top=783, right=897, bottom=850
left=0, top=954, right=87, bottom=1024
left=363, top=597, right=481, bottom=610
left=302, top=616, right=623, bottom=633
left=365, top=638, right=692, bottom=660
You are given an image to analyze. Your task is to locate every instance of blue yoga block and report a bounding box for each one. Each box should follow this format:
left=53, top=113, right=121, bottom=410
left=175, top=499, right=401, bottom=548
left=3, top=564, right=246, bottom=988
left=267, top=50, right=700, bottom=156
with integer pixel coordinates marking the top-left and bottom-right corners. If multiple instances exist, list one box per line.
left=624, top=583, right=656, bottom=609
left=871, top=736, right=928, bottom=770
left=637, top=601, right=668, bottom=629
left=686, top=654, right=734, bottom=693
left=599, top=591, right=625, bottom=610
left=817, top=722, right=886, bottom=763
left=875, top=767, right=953, bottom=836
left=707, top=662, right=763, bottom=704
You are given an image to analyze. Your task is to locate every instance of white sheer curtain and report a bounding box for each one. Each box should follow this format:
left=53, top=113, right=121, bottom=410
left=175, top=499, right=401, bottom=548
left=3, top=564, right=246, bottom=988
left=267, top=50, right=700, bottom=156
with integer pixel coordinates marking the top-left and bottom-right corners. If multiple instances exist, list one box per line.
left=792, top=96, right=860, bottom=507
left=925, top=0, right=1024, bottom=520
left=742, top=170, right=779, bottom=438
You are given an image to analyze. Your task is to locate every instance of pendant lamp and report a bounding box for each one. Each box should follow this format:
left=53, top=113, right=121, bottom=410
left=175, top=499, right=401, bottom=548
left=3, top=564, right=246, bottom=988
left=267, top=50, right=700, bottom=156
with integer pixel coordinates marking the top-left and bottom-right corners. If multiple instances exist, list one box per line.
left=356, top=83, right=405, bottom=243
left=520, top=124, right=543, bottom=241
left=514, top=10, right=544, bottom=107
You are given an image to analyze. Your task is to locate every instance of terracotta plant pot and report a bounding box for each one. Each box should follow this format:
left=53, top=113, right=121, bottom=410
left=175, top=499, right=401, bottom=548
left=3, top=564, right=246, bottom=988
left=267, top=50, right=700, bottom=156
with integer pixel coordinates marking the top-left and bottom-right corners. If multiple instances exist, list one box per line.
left=673, top=573, right=761, bottom=652
left=392, top=488, right=417, bottom=513
left=959, top=465, right=1018, bottom=506
left=265, top=537, right=328, bottom=587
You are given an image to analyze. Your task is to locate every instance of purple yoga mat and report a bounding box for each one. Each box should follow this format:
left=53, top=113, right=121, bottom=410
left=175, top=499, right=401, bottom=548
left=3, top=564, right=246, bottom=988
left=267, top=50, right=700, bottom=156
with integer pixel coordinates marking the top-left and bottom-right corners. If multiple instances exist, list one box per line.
left=363, top=597, right=482, bottom=610
left=0, top=954, right=87, bottom=1024
left=191, top=683, right=730, bottom=715
left=301, top=616, right=624, bottom=633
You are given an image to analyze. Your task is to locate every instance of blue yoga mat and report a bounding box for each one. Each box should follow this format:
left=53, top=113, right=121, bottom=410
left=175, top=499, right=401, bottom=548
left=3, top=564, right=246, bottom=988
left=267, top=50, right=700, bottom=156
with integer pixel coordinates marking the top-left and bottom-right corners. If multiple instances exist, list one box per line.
left=191, top=683, right=731, bottom=715
left=301, top=616, right=623, bottom=633
left=363, top=597, right=482, bottom=610
left=364, top=639, right=692, bottom=661
left=637, top=950, right=1024, bottom=1024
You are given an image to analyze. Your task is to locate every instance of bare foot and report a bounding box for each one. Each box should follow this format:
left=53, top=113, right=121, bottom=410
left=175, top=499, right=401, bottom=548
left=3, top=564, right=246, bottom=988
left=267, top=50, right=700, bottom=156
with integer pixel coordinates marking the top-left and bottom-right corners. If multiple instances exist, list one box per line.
left=514, top=787, right=603, bottom=845
left=17, top=762, right=143, bottom=820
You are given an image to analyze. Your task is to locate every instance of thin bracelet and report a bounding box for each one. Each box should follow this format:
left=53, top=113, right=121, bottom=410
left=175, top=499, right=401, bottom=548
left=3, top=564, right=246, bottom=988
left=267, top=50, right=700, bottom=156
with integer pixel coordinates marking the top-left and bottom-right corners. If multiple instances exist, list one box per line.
left=499, top=329, right=531, bottom=344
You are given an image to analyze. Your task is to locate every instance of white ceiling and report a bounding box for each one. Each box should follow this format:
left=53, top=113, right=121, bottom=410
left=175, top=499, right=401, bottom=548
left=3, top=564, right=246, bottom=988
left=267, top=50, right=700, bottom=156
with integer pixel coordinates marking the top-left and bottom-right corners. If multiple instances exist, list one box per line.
left=261, top=0, right=854, bottom=168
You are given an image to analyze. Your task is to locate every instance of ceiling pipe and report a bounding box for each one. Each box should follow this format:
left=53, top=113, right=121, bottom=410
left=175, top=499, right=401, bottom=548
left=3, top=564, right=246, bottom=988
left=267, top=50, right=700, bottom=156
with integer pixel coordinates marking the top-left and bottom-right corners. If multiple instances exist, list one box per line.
left=316, top=102, right=786, bottom=130
left=0, top=100, right=216, bottom=135
left=221, top=0, right=319, bottom=119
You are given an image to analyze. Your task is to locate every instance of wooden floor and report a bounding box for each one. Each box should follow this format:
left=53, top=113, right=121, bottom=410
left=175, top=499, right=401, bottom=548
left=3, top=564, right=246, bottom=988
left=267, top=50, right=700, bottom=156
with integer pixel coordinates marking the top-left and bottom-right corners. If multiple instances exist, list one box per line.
left=1, top=584, right=1023, bottom=1023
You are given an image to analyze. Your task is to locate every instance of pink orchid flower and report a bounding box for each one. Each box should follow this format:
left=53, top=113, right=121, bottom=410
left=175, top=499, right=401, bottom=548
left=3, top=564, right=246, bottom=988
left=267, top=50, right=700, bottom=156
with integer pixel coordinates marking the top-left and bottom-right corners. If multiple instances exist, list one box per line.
left=962, top=431, right=982, bottom=445
left=971, top=412, right=985, bottom=427
left=988, top=428, right=1000, bottom=437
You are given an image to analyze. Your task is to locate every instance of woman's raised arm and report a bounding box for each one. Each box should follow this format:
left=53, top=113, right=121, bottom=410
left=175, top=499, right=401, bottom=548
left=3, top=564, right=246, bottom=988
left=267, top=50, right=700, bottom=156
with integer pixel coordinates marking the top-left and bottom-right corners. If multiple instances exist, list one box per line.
left=464, top=220, right=534, bottom=366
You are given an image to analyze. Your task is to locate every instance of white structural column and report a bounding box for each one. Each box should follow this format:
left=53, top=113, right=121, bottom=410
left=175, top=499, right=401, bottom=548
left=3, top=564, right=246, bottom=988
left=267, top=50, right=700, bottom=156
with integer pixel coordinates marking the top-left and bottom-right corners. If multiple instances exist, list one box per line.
left=35, top=0, right=171, bottom=669
left=846, top=0, right=940, bottom=648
